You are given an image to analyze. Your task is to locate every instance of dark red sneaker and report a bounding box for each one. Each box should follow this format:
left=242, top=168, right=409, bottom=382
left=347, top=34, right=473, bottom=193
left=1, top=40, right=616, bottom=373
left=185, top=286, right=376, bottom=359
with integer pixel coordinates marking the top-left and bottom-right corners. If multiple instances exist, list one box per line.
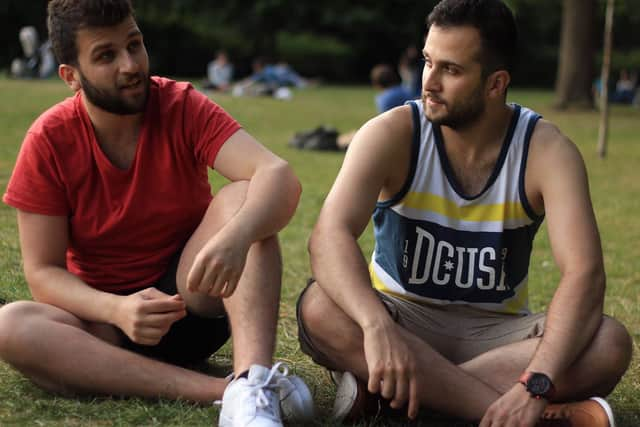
left=538, top=397, right=615, bottom=427
left=329, top=371, right=407, bottom=423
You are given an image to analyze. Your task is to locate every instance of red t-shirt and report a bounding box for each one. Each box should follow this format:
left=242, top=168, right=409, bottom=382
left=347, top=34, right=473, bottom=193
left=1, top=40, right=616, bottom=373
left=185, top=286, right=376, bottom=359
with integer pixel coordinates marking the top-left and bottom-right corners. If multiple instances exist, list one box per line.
left=3, top=76, right=241, bottom=292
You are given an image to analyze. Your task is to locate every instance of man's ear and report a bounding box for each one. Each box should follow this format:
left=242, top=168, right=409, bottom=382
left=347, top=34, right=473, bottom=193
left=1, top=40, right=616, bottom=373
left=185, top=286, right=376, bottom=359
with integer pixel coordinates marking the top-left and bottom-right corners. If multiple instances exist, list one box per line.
left=58, top=64, right=82, bottom=92
left=486, top=70, right=510, bottom=99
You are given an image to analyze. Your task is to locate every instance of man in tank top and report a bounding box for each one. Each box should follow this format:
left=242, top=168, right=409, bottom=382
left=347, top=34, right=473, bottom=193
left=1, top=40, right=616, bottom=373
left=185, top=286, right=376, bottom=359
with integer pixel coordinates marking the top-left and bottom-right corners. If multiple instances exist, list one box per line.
left=297, top=1, right=630, bottom=426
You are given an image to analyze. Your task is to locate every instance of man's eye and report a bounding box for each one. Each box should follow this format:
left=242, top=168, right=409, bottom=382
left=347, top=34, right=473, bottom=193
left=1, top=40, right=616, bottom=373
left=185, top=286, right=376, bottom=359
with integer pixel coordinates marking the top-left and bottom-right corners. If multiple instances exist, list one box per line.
left=99, top=51, right=114, bottom=61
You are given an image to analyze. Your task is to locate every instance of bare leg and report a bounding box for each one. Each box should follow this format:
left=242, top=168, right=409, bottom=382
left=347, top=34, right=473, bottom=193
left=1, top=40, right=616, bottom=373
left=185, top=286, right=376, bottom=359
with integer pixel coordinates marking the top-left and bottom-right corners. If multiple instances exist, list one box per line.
left=459, top=316, right=632, bottom=401
left=299, top=283, right=498, bottom=420
left=299, top=282, right=632, bottom=420
left=176, top=181, right=281, bottom=374
left=0, top=301, right=226, bottom=401
left=0, top=181, right=283, bottom=400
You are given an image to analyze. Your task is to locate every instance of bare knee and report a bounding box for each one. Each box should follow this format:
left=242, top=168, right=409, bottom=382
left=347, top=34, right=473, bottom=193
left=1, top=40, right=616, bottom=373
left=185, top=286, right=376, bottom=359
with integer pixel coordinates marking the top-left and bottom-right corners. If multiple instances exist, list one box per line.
left=0, top=301, right=51, bottom=360
left=597, top=316, right=633, bottom=379
left=298, top=282, right=360, bottom=352
left=299, top=283, right=333, bottom=338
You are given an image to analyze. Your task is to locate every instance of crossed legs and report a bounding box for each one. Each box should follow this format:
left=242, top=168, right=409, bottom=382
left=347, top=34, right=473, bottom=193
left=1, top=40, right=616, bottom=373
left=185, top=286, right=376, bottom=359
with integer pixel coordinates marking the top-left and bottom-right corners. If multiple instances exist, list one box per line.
left=0, top=181, right=282, bottom=401
left=298, top=281, right=632, bottom=421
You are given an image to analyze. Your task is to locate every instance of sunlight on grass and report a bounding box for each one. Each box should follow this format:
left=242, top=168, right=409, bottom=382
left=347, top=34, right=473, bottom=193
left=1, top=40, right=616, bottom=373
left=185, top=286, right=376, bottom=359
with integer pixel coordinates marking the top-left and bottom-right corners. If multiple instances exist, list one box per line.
left=0, top=78, right=638, bottom=425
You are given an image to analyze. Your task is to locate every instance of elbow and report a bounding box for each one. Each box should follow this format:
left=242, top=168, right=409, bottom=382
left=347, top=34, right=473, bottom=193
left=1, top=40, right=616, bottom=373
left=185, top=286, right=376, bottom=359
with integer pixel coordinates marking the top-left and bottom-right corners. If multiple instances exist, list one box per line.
left=23, top=266, right=50, bottom=303
left=307, top=227, right=318, bottom=259
left=566, top=263, right=606, bottom=311
left=308, top=219, right=330, bottom=263
left=588, top=263, right=607, bottom=305
left=271, top=159, right=301, bottom=221
left=280, top=160, right=302, bottom=217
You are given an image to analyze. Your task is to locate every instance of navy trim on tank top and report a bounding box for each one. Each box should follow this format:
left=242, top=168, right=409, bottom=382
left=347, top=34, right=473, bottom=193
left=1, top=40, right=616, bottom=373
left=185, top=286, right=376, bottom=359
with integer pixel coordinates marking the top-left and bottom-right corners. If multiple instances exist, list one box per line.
left=432, top=104, right=522, bottom=201
left=377, top=101, right=422, bottom=208
left=518, top=112, right=545, bottom=222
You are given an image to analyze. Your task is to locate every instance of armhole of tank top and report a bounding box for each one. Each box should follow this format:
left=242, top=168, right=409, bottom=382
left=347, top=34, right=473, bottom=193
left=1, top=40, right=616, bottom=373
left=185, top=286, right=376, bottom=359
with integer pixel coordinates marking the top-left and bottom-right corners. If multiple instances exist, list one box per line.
left=518, top=113, right=545, bottom=222
left=377, top=101, right=421, bottom=208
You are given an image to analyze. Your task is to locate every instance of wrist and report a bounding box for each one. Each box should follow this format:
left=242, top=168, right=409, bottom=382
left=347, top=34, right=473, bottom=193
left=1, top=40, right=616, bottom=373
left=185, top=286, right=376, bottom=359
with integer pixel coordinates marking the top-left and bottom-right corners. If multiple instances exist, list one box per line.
left=219, top=218, right=254, bottom=246
left=106, top=293, right=127, bottom=328
left=361, top=313, right=395, bottom=334
left=518, top=371, right=556, bottom=401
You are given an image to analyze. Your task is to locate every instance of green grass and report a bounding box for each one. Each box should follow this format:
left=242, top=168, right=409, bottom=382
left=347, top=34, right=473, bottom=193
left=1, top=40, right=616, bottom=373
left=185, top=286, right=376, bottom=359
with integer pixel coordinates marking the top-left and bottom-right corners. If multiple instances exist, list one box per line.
left=0, top=78, right=638, bottom=425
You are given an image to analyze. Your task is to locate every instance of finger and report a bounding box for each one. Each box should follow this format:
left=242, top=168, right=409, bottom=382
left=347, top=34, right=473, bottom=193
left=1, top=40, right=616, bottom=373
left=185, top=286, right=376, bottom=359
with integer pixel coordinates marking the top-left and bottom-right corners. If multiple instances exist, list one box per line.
left=221, top=272, right=240, bottom=298
left=478, top=406, right=493, bottom=427
left=199, top=261, right=223, bottom=296
left=407, top=378, right=419, bottom=420
left=130, top=327, right=166, bottom=345
left=391, top=374, right=408, bottom=409
left=207, top=268, right=229, bottom=298
left=186, top=258, right=206, bottom=292
left=380, top=372, right=395, bottom=400
left=138, top=310, right=187, bottom=327
left=142, top=297, right=186, bottom=314
left=368, top=364, right=383, bottom=394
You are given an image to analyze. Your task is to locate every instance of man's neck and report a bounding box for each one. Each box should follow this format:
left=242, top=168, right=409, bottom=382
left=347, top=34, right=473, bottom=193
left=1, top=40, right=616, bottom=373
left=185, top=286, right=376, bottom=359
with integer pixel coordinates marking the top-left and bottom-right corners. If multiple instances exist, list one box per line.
left=440, top=103, right=513, bottom=162
left=81, top=92, right=144, bottom=170
left=81, top=91, right=144, bottom=145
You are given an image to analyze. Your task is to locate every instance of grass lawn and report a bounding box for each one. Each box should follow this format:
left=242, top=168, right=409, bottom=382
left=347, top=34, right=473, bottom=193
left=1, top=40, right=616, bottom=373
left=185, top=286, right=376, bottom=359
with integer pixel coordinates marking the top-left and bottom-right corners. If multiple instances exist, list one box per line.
left=0, top=77, right=638, bottom=426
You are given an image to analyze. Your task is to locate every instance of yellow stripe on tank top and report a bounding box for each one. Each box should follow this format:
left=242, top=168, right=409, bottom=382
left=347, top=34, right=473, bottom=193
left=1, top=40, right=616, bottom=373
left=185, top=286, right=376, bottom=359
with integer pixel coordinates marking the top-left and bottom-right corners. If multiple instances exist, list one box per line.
left=370, top=263, right=389, bottom=293
left=402, top=191, right=529, bottom=222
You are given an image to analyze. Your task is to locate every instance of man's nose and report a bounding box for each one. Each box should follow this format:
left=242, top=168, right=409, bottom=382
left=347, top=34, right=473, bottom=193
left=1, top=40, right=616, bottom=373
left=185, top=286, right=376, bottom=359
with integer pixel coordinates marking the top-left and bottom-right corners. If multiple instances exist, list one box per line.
left=119, top=51, right=139, bottom=74
left=422, top=67, right=441, bottom=92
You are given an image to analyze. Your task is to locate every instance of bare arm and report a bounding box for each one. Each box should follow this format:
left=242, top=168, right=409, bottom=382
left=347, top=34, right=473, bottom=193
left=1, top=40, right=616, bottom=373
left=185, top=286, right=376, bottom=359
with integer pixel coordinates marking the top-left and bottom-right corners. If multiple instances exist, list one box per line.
left=480, top=122, right=606, bottom=427
left=309, top=115, right=405, bottom=331
left=186, top=129, right=301, bottom=296
left=525, top=122, right=605, bottom=380
left=213, top=129, right=301, bottom=243
left=309, top=107, right=421, bottom=417
left=18, top=211, right=186, bottom=344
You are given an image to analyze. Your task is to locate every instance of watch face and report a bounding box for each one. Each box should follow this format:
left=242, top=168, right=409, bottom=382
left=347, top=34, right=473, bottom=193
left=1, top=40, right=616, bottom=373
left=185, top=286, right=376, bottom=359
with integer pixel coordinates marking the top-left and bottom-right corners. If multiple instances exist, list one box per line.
left=528, top=373, right=552, bottom=395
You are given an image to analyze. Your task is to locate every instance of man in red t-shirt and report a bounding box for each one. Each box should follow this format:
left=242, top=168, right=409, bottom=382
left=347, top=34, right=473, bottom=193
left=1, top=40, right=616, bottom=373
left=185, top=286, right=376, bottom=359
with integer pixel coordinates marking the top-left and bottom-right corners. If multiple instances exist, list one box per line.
left=0, top=1, right=313, bottom=426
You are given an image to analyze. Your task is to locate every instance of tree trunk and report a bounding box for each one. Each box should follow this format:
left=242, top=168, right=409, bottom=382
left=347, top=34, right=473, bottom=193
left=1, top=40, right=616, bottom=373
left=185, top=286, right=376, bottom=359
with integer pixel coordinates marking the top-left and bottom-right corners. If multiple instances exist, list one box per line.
left=597, top=0, right=615, bottom=158
left=554, top=0, right=597, bottom=109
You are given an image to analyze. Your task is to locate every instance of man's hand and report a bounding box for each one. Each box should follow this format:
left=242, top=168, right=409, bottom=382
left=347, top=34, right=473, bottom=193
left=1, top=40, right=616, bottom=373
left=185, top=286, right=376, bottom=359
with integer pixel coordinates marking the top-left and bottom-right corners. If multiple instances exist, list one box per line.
left=114, top=287, right=186, bottom=345
left=186, top=229, right=251, bottom=298
left=363, top=321, right=420, bottom=419
left=479, top=383, right=547, bottom=427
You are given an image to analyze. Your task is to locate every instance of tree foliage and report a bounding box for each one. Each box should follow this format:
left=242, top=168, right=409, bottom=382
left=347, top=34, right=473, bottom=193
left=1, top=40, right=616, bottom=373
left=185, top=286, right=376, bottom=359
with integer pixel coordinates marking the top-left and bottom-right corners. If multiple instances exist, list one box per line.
left=1, top=0, right=639, bottom=85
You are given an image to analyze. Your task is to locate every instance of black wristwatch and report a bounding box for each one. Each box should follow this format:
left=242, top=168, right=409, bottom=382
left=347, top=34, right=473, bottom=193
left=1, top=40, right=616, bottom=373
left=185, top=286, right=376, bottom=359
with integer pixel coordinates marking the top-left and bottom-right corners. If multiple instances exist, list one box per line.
left=518, top=371, right=556, bottom=400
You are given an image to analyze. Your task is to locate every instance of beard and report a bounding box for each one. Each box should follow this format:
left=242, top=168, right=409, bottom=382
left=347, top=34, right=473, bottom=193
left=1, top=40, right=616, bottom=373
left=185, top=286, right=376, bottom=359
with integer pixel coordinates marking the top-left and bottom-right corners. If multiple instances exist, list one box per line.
left=423, top=83, right=485, bottom=130
left=80, top=71, right=150, bottom=115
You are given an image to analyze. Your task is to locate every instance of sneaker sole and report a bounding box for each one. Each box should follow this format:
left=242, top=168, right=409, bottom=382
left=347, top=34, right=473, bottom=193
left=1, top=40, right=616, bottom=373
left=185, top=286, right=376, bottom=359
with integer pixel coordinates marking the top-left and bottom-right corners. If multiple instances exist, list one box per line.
left=331, top=371, right=359, bottom=421
left=281, top=376, right=315, bottom=421
left=590, top=397, right=616, bottom=427
left=218, top=413, right=233, bottom=427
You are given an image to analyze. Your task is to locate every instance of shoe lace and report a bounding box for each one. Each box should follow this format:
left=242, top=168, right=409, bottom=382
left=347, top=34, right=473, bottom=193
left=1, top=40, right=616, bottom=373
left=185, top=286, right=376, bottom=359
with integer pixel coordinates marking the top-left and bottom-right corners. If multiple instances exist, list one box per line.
left=255, top=362, right=287, bottom=409
left=214, top=362, right=290, bottom=409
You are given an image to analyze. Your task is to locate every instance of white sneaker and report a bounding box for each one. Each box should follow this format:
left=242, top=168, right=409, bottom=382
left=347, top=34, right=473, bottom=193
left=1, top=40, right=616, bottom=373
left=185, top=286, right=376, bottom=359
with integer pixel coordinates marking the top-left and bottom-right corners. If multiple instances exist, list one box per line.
left=272, top=362, right=315, bottom=421
left=218, top=364, right=283, bottom=427
left=331, top=371, right=360, bottom=421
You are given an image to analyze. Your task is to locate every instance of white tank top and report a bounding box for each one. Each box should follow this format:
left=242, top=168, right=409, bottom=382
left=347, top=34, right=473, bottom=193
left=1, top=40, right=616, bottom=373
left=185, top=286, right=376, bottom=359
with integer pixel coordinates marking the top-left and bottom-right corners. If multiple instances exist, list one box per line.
left=369, top=100, right=543, bottom=314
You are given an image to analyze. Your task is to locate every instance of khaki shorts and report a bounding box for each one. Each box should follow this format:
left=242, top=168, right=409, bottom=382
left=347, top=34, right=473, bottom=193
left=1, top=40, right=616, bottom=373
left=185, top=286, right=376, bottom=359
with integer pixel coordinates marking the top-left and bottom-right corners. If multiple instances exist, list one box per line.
left=297, top=280, right=546, bottom=368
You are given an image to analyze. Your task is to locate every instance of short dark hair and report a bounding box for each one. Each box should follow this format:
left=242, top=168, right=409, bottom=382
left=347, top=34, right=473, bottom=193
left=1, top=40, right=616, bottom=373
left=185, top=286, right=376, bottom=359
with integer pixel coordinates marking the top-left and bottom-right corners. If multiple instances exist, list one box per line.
left=370, top=64, right=400, bottom=88
left=47, top=0, right=135, bottom=65
left=427, top=0, right=518, bottom=75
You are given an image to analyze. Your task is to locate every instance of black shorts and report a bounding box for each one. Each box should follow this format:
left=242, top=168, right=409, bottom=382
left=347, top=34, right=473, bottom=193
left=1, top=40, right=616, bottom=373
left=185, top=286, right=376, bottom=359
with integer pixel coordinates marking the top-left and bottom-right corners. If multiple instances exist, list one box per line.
left=117, top=253, right=230, bottom=366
